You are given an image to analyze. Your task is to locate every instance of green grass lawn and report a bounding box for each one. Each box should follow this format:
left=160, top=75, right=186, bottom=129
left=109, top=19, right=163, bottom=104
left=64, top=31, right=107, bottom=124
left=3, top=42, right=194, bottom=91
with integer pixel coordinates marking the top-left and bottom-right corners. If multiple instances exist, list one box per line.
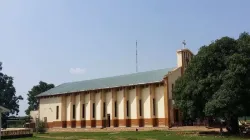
left=15, top=131, right=248, bottom=140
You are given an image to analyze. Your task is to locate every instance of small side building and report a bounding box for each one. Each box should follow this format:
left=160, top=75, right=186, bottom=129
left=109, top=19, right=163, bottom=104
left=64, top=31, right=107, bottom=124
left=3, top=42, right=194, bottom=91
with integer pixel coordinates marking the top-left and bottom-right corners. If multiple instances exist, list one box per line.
left=37, top=48, right=194, bottom=128
left=29, top=111, right=39, bottom=123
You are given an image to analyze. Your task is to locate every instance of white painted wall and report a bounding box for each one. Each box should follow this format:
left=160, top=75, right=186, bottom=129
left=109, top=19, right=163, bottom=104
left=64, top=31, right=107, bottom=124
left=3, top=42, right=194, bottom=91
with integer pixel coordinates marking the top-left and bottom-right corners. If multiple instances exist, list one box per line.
left=168, top=67, right=182, bottom=124
left=129, top=88, right=136, bottom=119
left=106, top=91, right=112, bottom=118
left=177, top=51, right=183, bottom=67
left=95, top=92, right=101, bottom=120
left=39, top=97, right=61, bottom=122
left=155, top=86, right=164, bottom=118
left=85, top=93, right=90, bottom=120
left=117, top=90, right=124, bottom=119
left=168, top=67, right=181, bottom=99
left=66, top=96, right=72, bottom=121
left=141, top=87, right=150, bottom=118
left=30, top=110, right=38, bottom=122
left=75, top=94, right=81, bottom=120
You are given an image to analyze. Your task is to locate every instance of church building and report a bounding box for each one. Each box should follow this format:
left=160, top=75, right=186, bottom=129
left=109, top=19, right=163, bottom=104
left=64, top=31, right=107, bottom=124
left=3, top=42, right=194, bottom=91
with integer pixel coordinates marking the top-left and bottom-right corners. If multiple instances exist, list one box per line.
left=37, top=48, right=193, bottom=128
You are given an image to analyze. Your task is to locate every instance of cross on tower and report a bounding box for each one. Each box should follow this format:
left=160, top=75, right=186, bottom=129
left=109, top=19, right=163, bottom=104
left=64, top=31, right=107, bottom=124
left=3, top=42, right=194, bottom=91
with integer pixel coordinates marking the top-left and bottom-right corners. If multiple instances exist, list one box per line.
left=182, top=40, right=186, bottom=49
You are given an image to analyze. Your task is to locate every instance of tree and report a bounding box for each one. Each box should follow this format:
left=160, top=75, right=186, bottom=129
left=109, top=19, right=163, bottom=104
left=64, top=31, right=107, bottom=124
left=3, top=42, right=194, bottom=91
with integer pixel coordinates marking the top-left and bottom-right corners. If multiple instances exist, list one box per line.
left=173, top=32, right=250, bottom=134
left=0, top=62, right=23, bottom=128
left=0, top=62, right=23, bottom=114
left=25, top=81, right=54, bottom=115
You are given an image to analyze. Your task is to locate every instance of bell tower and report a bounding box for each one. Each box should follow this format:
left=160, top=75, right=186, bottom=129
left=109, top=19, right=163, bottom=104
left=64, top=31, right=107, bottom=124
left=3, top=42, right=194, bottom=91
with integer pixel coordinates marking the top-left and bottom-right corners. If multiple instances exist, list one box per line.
left=176, top=40, right=194, bottom=74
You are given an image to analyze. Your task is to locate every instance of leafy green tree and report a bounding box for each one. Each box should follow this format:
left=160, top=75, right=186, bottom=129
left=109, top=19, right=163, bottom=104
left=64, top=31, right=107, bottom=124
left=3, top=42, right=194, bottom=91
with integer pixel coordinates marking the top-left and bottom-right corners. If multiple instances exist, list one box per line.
left=0, top=62, right=23, bottom=114
left=25, top=81, right=54, bottom=115
left=0, top=62, right=23, bottom=128
left=173, top=32, right=250, bottom=134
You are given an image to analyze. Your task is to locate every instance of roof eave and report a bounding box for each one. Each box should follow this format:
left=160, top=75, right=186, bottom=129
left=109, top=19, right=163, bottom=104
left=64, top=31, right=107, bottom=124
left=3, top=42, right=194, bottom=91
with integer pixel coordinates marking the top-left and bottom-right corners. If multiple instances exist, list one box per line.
left=0, top=106, right=10, bottom=113
left=37, top=80, right=164, bottom=98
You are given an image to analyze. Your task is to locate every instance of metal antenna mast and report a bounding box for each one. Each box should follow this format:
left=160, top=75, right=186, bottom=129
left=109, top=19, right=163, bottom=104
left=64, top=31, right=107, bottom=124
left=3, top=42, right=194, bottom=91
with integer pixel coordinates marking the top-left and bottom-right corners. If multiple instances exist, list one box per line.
left=136, top=40, right=138, bottom=72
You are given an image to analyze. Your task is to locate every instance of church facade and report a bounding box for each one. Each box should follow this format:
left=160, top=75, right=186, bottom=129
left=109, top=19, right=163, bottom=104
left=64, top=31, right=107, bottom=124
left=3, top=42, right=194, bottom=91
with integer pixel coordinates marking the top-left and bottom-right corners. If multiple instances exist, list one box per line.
left=37, top=48, right=193, bottom=128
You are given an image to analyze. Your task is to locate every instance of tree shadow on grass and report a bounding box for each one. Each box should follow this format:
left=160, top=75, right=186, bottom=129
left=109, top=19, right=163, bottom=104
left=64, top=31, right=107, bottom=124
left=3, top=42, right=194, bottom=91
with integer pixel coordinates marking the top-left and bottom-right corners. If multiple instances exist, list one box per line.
left=199, top=131, right=250, bottom=139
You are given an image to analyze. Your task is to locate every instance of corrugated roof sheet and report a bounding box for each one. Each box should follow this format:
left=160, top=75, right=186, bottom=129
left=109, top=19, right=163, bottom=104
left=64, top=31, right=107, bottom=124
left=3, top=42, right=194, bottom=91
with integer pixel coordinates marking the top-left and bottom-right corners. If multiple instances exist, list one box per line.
left=0, top=106, right=10, bottom=113
left=37, top=67, right=173, bottom=97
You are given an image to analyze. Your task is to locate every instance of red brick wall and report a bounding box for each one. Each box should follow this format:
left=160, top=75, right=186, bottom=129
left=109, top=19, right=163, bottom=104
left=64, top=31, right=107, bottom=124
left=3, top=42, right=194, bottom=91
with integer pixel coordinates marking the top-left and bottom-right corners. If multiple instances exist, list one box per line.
left=46, top=118, right=168, bottom=128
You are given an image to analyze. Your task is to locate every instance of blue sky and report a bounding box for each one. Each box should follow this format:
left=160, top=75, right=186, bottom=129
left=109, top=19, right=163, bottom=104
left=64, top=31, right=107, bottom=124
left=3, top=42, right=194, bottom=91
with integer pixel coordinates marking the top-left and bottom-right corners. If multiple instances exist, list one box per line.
left=0, top=0, right=249, bottom=116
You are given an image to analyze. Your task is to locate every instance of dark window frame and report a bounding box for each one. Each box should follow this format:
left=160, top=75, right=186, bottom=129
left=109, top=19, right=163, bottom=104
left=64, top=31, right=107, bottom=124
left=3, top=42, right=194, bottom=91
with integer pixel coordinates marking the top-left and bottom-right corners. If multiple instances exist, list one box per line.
left=126, top=100, right=129, bottom=117
left=82, top=104, right=85, bottom=118
left=72, top=104, right=76, bottom=119
left=114, top=101, right=117, bottom=117
left=103, top=102, right=106, bottom=117
left=139, top=99, right=142, bottom=116
left=56, top=106, right=59, bottom=120
left=92, top=103, right=95, bottom=118
left=153, top=98, right=156, bottom=116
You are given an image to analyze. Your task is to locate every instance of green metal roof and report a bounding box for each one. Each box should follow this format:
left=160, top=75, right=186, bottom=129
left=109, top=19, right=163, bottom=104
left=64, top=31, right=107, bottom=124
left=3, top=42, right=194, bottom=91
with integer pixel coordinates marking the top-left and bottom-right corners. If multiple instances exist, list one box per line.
left=37, top=67, right=173, bottom=97
left=0, top=106, right=10, bottom=113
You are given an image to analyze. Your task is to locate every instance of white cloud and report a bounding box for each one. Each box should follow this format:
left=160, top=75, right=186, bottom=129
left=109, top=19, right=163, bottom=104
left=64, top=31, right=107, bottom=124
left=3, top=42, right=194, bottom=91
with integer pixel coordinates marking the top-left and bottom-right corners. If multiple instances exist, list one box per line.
left=69, top=68, right=86, bottom=75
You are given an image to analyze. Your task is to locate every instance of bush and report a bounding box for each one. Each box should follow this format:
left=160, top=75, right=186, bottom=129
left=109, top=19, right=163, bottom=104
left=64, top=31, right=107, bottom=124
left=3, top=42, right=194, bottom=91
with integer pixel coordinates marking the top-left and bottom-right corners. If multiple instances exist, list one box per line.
left=37, top=120, right=46, bottom=133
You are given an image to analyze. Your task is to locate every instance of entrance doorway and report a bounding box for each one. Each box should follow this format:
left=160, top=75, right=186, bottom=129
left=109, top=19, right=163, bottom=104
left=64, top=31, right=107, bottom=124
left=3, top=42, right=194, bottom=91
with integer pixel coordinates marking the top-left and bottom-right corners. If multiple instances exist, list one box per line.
left=107, top=114, right=110, bottom=127
left=174, top=109, right=179, bottom=123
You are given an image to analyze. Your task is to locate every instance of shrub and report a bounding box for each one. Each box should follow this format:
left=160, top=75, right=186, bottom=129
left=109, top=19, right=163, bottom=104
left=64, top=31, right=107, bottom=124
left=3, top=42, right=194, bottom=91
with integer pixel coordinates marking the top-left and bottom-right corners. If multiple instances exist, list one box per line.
left=37, top=120, right=46, bottom=133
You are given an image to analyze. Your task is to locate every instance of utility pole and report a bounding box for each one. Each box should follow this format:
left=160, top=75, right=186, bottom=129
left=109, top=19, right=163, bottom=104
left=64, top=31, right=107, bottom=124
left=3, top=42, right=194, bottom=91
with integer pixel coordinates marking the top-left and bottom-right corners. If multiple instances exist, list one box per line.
left=136, top=40, right=138, bottom=72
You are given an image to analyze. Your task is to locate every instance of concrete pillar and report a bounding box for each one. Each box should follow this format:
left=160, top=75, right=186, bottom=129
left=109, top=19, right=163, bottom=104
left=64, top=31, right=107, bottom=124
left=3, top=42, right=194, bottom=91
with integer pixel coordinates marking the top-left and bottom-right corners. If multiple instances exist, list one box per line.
left=123, top=87, right=128, bottom=127
left=149, top=84, right=155, bottom=127
left=102, top=91, right=107, bottom=127
left=137, top=86, right=143, bottom=127
left=76, top=93, right=84, bottom=128
left=132, top=86, right=140, bottom=127
left=68, top=94, right=76, bottom=128
left=95, top=91, right=103, bottom=128
left=81, top=93, right=86, bottom=127
left=111, top=89, right=117, bottom=127
left=91, top=92, right=96, bottom=127
left=164, top=78, right=171, bottom=128
left=115, top=88, right=125, bottom=127
left=80, top=93, right=86, bottom=128
left=66, top=95, right=72, bottom=128
left=60, top=95, right=67, bottom=128
left=97, top=90, right=104, bottom=128
left=86, top=92, right=92, bottom=128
